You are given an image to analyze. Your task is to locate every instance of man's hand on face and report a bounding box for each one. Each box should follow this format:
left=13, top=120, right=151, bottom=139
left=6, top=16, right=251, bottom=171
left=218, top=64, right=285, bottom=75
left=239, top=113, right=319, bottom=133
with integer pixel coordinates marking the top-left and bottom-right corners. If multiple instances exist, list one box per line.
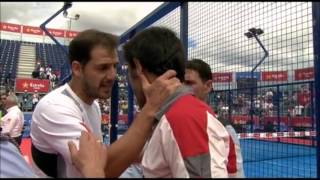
left=139, top=69, right=181, bottom=112
left=68, top=131, right=107, bottom=178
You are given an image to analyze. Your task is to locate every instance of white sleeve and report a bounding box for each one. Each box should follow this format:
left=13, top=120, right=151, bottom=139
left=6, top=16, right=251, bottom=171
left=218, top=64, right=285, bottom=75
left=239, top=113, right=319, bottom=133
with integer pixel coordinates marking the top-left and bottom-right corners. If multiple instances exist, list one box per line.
left=32, top=101, right=87, bottom=165
left=207, top=114, right=229, bottom=178
left=2, top=114, right=18, bottom=135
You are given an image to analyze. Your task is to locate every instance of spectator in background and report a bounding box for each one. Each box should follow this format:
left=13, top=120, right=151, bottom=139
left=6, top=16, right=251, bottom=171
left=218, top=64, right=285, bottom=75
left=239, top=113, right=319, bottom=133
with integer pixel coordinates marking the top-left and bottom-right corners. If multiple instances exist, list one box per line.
left=266, top=88, right=273, bottom=101
left=49, top=73, right=57, bottom=89
left=0, top=94, right=24, bottom=145
left=185, top=59, right=245, bottom=178
left=46, top=65, right=52, bottom=80
left=22, top=90, right=30, bottom=112
left=39, top=66, right=45, bottom=79
left=32, top=90, right=39, bottom=111
left=122, top=101, right=128, bottom=114
left=5, top=73, right=12, bottom=88
left=0, top=93, right=8, bottom=118
left=35, top=59, right=41, bottom=71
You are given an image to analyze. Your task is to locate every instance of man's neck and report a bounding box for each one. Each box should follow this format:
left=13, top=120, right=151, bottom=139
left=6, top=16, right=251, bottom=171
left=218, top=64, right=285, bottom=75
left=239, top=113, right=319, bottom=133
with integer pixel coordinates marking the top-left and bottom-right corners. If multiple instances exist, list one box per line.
left=68, top=78, right=94, bottom=105
left=5, top=104, right=15, bottom=111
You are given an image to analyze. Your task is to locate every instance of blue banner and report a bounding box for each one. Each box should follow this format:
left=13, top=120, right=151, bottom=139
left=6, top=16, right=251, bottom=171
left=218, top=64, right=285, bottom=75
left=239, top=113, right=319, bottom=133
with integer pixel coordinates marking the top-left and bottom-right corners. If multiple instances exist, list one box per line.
left=236, top=72, right=261, bottom=81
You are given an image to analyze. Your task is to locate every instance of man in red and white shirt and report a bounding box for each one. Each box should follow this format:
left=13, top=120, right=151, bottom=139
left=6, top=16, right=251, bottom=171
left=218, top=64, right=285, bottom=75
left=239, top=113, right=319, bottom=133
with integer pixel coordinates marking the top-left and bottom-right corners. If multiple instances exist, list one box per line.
left=123, top=27, right=229, bottom=178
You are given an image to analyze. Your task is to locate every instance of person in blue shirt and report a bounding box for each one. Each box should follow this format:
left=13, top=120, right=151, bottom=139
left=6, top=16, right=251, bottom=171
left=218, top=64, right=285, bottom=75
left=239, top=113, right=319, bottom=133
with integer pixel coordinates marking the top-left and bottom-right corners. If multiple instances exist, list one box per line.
left=0, top=133, right=37, bottom=178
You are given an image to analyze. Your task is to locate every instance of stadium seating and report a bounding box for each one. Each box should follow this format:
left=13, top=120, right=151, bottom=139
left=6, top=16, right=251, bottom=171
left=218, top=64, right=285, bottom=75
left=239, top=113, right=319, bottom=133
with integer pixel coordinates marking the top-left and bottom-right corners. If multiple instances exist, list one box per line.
left=35, top=42, right=68, bottom=73
left=0, top=39, right=21, bottom=86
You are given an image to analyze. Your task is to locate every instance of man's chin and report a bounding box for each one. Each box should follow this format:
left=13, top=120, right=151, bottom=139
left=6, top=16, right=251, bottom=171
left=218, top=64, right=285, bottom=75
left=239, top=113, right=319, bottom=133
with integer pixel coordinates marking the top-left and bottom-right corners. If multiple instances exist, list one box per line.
left=99, top=91, right=111, bottom=99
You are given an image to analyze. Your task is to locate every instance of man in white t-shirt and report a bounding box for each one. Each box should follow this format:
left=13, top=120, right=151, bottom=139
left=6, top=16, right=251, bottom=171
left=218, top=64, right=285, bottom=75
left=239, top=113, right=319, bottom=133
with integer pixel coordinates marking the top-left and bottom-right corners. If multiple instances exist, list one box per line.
left=30, top=29, right=181, bottom=178
left=1, top=94, right=24, bottom=145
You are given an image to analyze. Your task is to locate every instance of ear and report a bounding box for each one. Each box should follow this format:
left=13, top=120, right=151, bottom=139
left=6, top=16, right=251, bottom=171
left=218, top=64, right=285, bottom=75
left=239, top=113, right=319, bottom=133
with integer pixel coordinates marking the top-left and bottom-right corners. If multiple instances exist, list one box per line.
left=71, top=61, right=82, bottom=77
left=133, top=58, right=143, bottom=75
left=205, top=79, right=213, bottom=93
left=133, top=58, right=151, bottom=84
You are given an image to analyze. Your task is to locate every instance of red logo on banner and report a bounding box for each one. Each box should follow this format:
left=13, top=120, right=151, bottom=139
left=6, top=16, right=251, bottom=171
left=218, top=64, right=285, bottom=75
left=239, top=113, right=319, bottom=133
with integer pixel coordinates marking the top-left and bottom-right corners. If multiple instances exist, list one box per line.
left=15, top=78, right=50, bottom=93
left=66, top=30, right=79, bottom=38
left=212, top=72, right=233, bottom=83
left=23, top=25, right=43, bottom=35
left=294, top=67, right=314, bottom=81
left=262, top=71, right=288, bottom=81
left=47, top=28, right=65, bottom=38
left=0, top=22, right=21, bottom=33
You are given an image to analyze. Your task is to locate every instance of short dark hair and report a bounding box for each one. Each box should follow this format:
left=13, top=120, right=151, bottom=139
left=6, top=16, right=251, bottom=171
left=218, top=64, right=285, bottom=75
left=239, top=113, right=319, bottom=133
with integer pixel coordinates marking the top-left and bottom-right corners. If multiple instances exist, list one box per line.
left=186, top=59, right=212, bottom=82
left=123, top=26, right=185, bottom=81
left=69, top=29, right=118, bottom=66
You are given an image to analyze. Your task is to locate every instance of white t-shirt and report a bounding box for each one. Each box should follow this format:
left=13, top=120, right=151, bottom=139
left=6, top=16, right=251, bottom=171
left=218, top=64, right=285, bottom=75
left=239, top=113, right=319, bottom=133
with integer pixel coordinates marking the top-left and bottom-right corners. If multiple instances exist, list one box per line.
left=1, top=105, right=24, bottom=138
left=30, top=83, right=102, bottom=178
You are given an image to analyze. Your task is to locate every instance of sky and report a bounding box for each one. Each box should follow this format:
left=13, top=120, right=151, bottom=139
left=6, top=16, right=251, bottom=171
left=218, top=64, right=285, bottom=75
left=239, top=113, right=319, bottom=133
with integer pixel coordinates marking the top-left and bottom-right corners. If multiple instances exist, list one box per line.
left=1, top=2, right=315, bottom=89
left=0, top=2, right=163, bottom=35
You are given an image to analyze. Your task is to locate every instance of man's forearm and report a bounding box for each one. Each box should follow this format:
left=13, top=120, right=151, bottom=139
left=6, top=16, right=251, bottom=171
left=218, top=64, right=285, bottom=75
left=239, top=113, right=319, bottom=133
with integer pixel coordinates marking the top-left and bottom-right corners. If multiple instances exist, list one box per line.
left=105, top=104, right=156, bottom=177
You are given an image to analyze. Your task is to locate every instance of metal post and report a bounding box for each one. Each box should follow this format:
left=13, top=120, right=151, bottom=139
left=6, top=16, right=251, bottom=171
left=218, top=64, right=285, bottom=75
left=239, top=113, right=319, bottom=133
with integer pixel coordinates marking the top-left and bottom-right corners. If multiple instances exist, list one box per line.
left=312, top=2, right=320, bottom=178
left=228, top=89, right=232, bottom=124
left=127, top=82, right=134, bottom=127
left=127, top=30, right=136, bottom=127
left=277, top=85, right=281, bottom=133
left=250, top=72, right=254, bottom=133
left=245, top=28, right=269, bottom=133
left=310, top=82, right=315, bottom=147
left=180, top=2, right=188, bottom=60
left=110, top=79, right=119, bottom=144
left=68, top=19, right=72, bottom=43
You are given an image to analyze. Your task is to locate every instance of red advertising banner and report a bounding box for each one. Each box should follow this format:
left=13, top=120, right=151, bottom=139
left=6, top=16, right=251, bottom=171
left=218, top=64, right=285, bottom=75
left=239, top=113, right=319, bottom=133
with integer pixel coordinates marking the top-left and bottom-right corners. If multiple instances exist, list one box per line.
left=1, top=21, right=80, bottom=38
left=47, top=28, right=65, bottom=38
left=15, top=78, right=50, bottom=93
left=22, top=25, right=43, bottom=35
left=231, top=115, right=312, bottom=127
left=212, top=72, right=233, bottom=83
left=262, top=71, right=288, bottom=81
left=294, top=67, right=314, bottom=81
left=0, top=22, right=21, bottom=33
left=66, top=30, right=79, bottom=38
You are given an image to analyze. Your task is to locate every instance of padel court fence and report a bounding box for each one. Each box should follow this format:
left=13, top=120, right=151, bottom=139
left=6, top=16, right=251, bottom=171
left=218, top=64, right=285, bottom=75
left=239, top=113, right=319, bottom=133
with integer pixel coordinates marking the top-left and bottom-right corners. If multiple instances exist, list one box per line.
left=114, top=2, right=320, bottom=178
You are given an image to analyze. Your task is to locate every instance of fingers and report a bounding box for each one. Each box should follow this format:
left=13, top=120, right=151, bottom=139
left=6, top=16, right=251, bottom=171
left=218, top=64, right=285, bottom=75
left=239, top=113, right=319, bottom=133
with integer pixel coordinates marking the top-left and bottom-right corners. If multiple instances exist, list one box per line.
left=138, top=71, right=150, bottom=90
left=140, top=69, right=177, bottom=91
left=68, top=141, right=78, bottom=163
left=80, top=130, right=91, bottom=141
left=158, top=69, right=177, bottom=81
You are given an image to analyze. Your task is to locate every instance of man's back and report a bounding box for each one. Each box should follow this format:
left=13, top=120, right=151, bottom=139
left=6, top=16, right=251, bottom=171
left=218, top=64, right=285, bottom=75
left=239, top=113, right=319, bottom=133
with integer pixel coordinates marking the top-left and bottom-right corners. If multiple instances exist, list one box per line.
left=142, top=91, right=229, bottom=178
